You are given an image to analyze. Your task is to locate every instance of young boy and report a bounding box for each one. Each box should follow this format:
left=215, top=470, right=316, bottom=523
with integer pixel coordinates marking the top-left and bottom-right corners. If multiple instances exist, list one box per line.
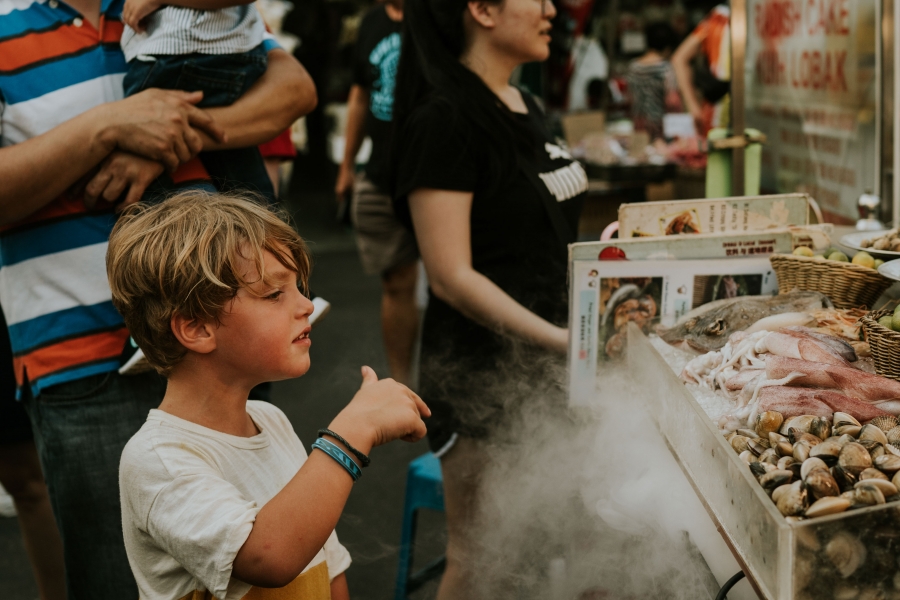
left=109, top=191, right=429, bottom=599
left=120, top=0, right=275, bottom=201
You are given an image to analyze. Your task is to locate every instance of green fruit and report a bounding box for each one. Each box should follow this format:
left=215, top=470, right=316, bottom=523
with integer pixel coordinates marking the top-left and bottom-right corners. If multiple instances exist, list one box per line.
left=852, top=251, right=876, bottom=269
left=793, top=246, right=815, bottom=257
left=880, top=316, right=895, bottom=329
left=875, top=259, right=885, bottom=268
left=892, top=313, right=900, bottom=332
left=829, top=251, right=849, bottom=262
left=893, top=304, right=900, bottom=316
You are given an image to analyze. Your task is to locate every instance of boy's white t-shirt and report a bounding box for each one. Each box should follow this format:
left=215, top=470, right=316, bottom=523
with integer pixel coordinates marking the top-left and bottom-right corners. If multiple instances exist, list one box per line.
left=120, top=400, right=351, bottom=600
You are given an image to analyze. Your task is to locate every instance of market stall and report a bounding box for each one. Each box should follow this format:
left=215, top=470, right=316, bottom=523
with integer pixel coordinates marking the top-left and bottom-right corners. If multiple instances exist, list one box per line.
left=569, top=194, right=900, bottom=599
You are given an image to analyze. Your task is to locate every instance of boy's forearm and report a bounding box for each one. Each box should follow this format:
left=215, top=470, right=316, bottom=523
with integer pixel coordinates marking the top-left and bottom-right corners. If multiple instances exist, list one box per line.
left=201, top=50, right=317, bottom=151
left=231, top=452, right=356, bottom=587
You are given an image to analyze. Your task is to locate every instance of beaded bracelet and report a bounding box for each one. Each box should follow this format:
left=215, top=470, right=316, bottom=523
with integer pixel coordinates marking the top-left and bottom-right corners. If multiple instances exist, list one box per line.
left=311, top=438, right=361, bottom=482
left=317, top=428, right=371, bottom=467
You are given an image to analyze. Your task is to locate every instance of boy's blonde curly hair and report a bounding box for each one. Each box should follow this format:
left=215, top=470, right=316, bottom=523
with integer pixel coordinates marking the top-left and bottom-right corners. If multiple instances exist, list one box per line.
left=107, top=190, right=311, bottom=376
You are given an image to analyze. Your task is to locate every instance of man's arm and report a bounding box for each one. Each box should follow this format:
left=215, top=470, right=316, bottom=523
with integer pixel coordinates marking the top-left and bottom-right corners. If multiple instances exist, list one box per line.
left=335, top=85, right=370, bottom=201
left=202, top=49, right=316, bottom=151
left=83, top=49, right=317, bottom=209
left=0, top=89, right=224, bottom=226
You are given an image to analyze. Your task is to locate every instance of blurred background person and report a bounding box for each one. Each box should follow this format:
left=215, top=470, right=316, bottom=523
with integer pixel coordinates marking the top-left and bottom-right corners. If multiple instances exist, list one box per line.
left=0, top=309, right=65, bottom=600
left=336, top=0, right=419, bottom=385
left=392, top=0, right=586, bottom=595
left=671, top=3, right=730, bottom=136
left=626, top=22, right=682, bottom=141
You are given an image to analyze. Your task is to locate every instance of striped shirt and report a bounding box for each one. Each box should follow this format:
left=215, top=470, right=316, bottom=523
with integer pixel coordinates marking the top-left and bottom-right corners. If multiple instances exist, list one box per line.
left=0, top=0, right=238, bottom=395
left=121, top=4, right=266, bottom=62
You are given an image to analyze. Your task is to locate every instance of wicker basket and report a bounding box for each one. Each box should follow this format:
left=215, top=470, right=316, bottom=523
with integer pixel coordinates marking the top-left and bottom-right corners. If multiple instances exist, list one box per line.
left=860, top=309, right=900, bottom=380
left=769, top=254, right=892, bottom=310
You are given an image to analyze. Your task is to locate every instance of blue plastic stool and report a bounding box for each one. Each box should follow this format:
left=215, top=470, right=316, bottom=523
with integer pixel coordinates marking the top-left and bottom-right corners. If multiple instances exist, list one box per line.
left=394, top=453, right=446, bottom=600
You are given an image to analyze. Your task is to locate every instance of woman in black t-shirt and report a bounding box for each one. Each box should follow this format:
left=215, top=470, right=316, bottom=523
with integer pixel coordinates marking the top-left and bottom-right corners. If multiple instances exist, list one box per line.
left=391, top=0, right=586, bottom=596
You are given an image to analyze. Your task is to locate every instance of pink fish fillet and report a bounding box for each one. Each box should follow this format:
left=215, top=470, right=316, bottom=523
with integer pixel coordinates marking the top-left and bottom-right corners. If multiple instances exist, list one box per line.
left=766, top=356, right=900, bottom=403
left=756, top=387, right=833, bottom=418
left=760, top=332, right=848, bottom=366
left=757, top=387, right=893, bottom=421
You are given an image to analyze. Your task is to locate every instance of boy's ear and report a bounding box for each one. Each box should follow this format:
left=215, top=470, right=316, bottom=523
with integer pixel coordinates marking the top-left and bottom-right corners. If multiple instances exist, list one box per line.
left=170, top=313, right=216, bottom=355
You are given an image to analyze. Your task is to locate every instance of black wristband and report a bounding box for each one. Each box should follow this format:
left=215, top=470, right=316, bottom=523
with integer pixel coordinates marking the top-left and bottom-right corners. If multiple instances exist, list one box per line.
left=317, top=428, right=370, bottom=467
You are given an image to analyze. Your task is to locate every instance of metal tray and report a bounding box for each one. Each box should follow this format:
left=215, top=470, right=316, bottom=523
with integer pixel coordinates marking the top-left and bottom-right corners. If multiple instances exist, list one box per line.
left=627, top=324, right=900, bottom=600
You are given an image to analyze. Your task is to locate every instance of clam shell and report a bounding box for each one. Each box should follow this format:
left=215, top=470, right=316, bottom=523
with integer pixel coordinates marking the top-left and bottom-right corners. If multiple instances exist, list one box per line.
left=855, top=478, right=898, bottom=497
left=739, top=451, right=755, bottom=465
left=859, top=424, right=889, bottom=446
left=806, top=496, right=851, bottom=518
left=859, top=467, right=889, bottom=481
left=750, top=462, right=768, bottom=478
left=772, top=483, right=793, bottom=504
left=769, top=432, right=789, bottom=445
left=853, top=483, right=887, bottom=506
left=793, top=441, right=811, bottom=462
left=748, top=439, right=767, bottom=457
left=730, top=435, right=752, bottom=453
left=893, top=470, right=900, bottom=489
left=874, top=454, right=900, bottom=473
left=777, top=456, right=795, bottom=471
left=834, top=412, right=861, bottom=428
left=809, top=438, right=843, bottom=464
left=760, top=469, right=793, bottom=493
left=825, top=531, right=867, bottom=578
left=801, top=457, right=829, bottom=479
left=760, top=448, right=780, bottom=465
left=838, top=442, right=873, bottom=476
left=755, top=411, right=784, bottom=438
left=737, top=429, right=759, bottom=439
left=776, top=441, right=794, bottom=457
left=805, top=469, right=840, bottom=499
left=834, top=425, right=862, bottom=438
left=887, top=427, right=900, bottom=446
left=776, top=485, right=808, bottom=516
left=885, top=443, right=900, bottom=457
left=836, top=434, right=856, bottom=448
left=869, top=415, right=900, bottom=432
left=810, top=417, right=832, bottom=440
left=832, top=465, right=858, bottom=493
left=781, top=415, right=817, bottom=436
left=790, top=430, right=822, bottom=447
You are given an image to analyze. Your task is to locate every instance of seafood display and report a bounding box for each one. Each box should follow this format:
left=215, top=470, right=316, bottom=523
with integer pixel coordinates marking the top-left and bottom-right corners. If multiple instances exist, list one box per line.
left=657, top=291, right=832, bottom=353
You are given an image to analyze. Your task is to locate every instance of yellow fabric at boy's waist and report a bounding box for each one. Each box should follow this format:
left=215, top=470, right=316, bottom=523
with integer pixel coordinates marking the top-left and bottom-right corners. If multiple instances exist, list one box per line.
left=177, top=561, right=331, bottom=600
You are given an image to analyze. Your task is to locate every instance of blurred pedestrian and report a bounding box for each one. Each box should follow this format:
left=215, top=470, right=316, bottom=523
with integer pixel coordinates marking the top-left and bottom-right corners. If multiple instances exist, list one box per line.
left=337, top=0, right=419, bottom=385
left=626, top=22, right=681, bottom=140
left=671, top=4, right=730, bottom=136
left=0, top=307, right=65, bottom=600
left=0, top=0, right=316, bottom=591
left=392, top=0, right=586, bottom=595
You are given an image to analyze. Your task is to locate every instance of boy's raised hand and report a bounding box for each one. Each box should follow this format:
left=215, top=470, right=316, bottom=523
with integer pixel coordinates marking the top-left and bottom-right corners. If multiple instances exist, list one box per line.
left=123, top=0, right=163, bottom=31
left=328, top=367, right=430, bottom=453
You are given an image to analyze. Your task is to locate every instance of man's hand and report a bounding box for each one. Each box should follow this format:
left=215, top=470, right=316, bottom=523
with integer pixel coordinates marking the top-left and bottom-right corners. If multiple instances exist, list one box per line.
left=334, top=163, right=355, bottom=204
left=101, top=89, right=227, bottom=172
left=122, top=0, right=162, bottom=31
left=81, top=151, right=164, bottom=211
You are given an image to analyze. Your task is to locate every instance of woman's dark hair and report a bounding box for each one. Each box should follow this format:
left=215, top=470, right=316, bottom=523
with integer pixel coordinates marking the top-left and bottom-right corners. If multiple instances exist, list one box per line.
left=390, top=0, right=540, bottom=197
left=644, top=22, right=676, bottom=53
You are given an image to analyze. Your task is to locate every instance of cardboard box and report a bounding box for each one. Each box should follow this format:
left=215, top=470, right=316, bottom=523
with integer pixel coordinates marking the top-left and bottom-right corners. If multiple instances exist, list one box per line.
left=618, top=193, right=811, bottom=237
left=561, top=111, right=606, bottom=148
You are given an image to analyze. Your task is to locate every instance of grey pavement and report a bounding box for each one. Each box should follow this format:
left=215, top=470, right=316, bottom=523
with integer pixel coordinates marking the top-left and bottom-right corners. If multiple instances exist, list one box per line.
left=0, top=161, right=444, bottom=599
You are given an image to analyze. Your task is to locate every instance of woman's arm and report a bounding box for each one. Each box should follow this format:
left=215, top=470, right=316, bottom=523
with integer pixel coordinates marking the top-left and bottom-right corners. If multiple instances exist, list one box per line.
left=201, top=49, right=317, bottom=151
left=335, top=85, right=370, bottom=201
left=331, top=573, right=350, bottom=600
left=670, top=33, right=704, bottom=130
left=409, top=188, right=568, bottom=353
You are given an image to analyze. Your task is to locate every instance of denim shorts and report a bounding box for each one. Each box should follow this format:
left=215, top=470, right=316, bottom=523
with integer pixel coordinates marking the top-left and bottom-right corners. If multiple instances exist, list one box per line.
left=123, top=44, right=268, bottom=108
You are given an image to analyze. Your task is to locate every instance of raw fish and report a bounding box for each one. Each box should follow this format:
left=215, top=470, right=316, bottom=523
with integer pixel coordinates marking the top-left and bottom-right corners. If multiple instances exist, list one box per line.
left=658, top=292, right=832, bottom=353
left=755, top=331, right=849, bottom=366
left=743, top=312, right=816, bottom=334
left=756, top=387, right=833, bottom=418
left=780, top=326, right=857, bottom=362
left=766, top=356, right=900, bottom=403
